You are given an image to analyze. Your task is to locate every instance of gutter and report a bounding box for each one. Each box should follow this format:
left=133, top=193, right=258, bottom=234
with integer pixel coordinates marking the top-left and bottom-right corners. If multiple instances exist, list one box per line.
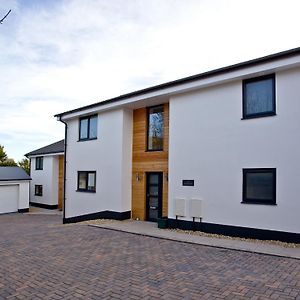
left=0, top=178, right=32, bottom=181
left=26, top=152, right=64, bottom=159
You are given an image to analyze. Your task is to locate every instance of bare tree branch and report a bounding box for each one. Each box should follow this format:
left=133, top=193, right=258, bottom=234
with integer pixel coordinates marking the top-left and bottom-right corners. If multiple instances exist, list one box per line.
left=0, top=9, right=11, bottom=24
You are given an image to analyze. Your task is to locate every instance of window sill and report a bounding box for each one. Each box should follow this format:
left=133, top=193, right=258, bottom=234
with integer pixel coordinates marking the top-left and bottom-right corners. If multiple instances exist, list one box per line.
left=241, top=112, right=276, bottom=120
left=241, top=201, right=277, bottom=206
left=35, top=169, right=43, bottom=171
left=76, top=189, right=96, bottom=193
left=77, top=137, right=97, bottom=142
left=146, top=149, right=164, bottom=152
left=34, top=195, right=43, bottom=197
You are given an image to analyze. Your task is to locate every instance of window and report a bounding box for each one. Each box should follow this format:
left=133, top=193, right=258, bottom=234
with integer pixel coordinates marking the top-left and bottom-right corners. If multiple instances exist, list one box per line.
left=147, top=105, right=164, bottom=151
left=35, top=185, right=43, bottom=196
left=242, top=168, right=276, bottom=205
left=243, top=74, right=275, bottom=119
left=35, top=157, right=43, bottom=170
left=79, top=115, right=98, bottom=141
left=77, top=171, right=96, bottom=192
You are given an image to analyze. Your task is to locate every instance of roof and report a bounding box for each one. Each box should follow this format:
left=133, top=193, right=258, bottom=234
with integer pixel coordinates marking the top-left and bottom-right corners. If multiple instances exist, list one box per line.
left=25, top=140, right=64, bottom=157
left=0, top=167, right=31, bottom=181
left=55, top=46, right=300, bottom=118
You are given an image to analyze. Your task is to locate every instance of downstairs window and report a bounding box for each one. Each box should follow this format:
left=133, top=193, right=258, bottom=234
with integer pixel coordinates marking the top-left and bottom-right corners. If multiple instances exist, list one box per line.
left=35, top=185, right=43, bottom=196
left=242, top=168, right=276, bottom=205
left=77, top=171, right=96, bottom=192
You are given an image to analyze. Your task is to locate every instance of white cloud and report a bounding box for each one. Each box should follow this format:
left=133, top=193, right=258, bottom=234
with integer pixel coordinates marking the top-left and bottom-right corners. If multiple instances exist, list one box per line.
left=0, top=0, right=300, bottom=160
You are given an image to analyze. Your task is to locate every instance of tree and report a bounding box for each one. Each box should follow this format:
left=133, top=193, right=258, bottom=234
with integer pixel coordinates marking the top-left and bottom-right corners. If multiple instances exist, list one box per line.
left=1, top=158, right=17, bottom=166
left=18, top=158, right=30, bottom=175
left=0, top=145, right=8, bottom=163
left=0, top=144, right=17, bottom=166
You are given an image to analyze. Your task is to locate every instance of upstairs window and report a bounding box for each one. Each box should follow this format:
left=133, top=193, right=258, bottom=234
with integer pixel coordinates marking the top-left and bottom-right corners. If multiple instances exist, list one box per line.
left=77, top=171, right=96, bottom=192
left=35, top=185, right=43, bottom=196
left=147, top=105, right=164, bottom=151
left=79, top=115, right=98, bottom=141
left=243, top=74, right=275, bottom=119
left=35, top=157, right=43, bottom=170
left=242, top=168, right=276, bottom=205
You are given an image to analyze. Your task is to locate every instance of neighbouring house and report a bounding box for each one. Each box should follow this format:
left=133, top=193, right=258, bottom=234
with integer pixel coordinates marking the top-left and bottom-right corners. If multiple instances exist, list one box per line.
left=0, top=167, right=31, bottom=214
left=25, top=140, right=64, bottom=210
left=55, top=47, right=300, bottom=243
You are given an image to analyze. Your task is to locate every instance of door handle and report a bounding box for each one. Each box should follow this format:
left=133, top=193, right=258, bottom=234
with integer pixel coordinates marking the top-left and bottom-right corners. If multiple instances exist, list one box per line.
left=150, top=206, right=157, bottom=210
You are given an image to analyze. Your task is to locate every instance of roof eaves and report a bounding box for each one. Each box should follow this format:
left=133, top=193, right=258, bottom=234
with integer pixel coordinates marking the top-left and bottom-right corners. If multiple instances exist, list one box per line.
left=25, top=150, right=64, bottom=157
left=25, top=140, right=64, bottom=157
left=54, top=46, right=300, bottom=118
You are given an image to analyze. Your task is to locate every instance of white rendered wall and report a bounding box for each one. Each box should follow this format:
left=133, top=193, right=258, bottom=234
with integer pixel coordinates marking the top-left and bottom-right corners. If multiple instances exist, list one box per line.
left=169, top=67, right=300, bottom=234
left=18, top=181, right=30, bottom=209
left=30, top=156, right=59, bottom=206
left=121, top=109, right=133, bottom=212
left=65, top=108, right=132, bottom=218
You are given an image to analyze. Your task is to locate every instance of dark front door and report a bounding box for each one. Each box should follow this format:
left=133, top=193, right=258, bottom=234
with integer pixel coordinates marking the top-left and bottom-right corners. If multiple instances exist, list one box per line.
left=146, top=172, right=163, bottom=222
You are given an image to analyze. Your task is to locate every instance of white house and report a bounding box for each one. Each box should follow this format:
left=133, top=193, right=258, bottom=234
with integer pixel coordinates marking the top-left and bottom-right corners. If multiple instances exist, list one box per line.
left=0, top=167, right=31, bottom=214
left=55, top=47, right=300, bottom=243
left=26, top=140, right=64, bottom=210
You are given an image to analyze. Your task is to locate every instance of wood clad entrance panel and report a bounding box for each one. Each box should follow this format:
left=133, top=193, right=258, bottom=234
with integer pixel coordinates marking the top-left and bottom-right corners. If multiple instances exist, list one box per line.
left=132, top=103, right=169, bottom=221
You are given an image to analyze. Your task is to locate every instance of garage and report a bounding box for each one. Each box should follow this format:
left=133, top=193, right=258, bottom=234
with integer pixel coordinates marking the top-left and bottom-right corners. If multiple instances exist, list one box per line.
left=0, top=167, right=31, bottom=214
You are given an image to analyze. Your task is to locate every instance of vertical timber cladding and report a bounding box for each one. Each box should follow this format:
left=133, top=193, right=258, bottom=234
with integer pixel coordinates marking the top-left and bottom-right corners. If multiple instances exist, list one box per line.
left=132, top=103, right=169, bottom=220
left=58, top=155, right=64, bottom=210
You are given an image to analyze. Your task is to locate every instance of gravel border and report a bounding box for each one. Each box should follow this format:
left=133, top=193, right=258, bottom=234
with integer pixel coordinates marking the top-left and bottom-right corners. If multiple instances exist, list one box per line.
left=81, top=218, right=299, bottom=249
left=165, top=228, right=300, bottom=248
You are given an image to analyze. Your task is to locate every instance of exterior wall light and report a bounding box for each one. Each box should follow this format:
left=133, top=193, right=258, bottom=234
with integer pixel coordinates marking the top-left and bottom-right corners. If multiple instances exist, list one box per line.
left=136, top=173, right=141, bottom=181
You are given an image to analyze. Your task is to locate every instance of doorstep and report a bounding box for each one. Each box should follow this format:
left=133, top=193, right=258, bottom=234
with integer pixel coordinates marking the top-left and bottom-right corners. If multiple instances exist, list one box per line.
left=88, top=220, right=300, bottom=260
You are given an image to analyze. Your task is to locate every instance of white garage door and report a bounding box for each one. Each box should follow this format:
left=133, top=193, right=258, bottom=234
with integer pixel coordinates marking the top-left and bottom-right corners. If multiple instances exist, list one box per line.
left=0, top=185, right=19, bottom=214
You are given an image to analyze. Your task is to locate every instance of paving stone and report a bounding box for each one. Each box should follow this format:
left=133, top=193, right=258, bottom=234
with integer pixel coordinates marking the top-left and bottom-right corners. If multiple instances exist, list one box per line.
left=0, top=214, right=299, bottom=299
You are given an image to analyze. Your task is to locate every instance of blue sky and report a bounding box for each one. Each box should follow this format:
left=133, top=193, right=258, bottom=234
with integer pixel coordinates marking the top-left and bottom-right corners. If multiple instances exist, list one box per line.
left=1, top=0, right=300, bottom=161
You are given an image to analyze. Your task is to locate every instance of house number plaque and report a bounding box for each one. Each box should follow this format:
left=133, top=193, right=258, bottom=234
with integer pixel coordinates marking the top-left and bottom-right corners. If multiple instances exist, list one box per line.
left=182, top=180, right=194, bottom=186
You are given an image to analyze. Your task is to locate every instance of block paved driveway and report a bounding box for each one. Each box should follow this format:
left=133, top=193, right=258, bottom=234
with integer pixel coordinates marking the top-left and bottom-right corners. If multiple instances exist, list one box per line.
left=0, top=214, right=300, bottom=300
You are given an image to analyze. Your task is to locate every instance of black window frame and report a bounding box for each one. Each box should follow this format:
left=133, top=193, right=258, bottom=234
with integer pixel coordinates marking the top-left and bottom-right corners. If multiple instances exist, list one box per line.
left=242, top=74, right=276, bottom=119
left=35, top=156, right=43, bottom=170
left=77, top=171, right=96, bottom=193
left=242, top=168, right=276, bottom=205
left=78, top=115, right=98, bottom=141
left=34, top=185, right=43, bottom=196
left=146, top=105, right=164, bottom=152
